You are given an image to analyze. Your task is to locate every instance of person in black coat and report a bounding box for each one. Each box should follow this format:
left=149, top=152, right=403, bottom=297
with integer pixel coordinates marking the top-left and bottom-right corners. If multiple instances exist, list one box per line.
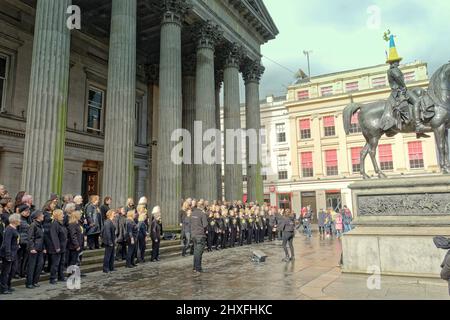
left=26, top=211, right=45, bottom=289
left=48, top=210, right=68, bottom=284
left=281, top=211, right=296, bottom=262
left=67, top=211, right=84, bottom=267
left=114, top=207, right=127, bottom=261
left=85, top=195, right=102, bottom=250
left=125, top=210, right=138, bottom=268
left=0, top=214, right=20, bottom=294
left=102, top=210, right=116, bottom=273
left=17, top=205, right=31, bottom=278
left=100, top=197, right=112, bottom=223
left=181, top=210, right=192, bottom=256
left=229, top=210, right=238, bottom=247
left=137, top=212, right=148, bottom=263
left=238, top=210, right=248, bottom=246
left=42, top=199, right=56, bottom=273
left=150, top=209, right=162, bottom=262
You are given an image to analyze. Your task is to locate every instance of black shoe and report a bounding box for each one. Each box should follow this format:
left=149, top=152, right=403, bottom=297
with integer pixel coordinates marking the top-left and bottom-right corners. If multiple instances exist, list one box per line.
left=33, top=283, right=40, bottom=288
left=49, top=280, right=57, bottom=285
left=58, top=277, right=67, bottom=282
left=156, top=257, right=160, bottom=261
left=103, top=270, right=109, bottom=274
left=290, top=256, right=295, bottom=261
left=8, top=287, right=15, bottom=292
left=26, top=285, right=35, bottom=289
left=13, top=275, right=20, bottom=279
left=1, top=290, right=12, bottom=295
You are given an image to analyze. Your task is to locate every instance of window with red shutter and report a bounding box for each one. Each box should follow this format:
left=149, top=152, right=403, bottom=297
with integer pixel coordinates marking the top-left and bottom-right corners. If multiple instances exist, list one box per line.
left=349, top=112, right=361, bottom=134
left=320, top=86, right=333, bottom=96
left=351, top=147, right=363, bottom=173
left=378, top=144, right=394, bottom=170
left=301, top=152, right=314, bottom=177
left=325, top=149, right=338, bottom=176
left=323, top=116, right=336, bottom=136
left=345, top=81, right=359, bottom=92
left=299, top=119, right=311, bottom=139
left=297, top=90, right=309, bottom=100
left=408, top=141, right=424, bottom=169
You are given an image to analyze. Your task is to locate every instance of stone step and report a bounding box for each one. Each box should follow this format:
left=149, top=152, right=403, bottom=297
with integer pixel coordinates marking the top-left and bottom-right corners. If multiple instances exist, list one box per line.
left=81, top=239, right=180, bottom=258
left=10, top=241, right=183, bottom=287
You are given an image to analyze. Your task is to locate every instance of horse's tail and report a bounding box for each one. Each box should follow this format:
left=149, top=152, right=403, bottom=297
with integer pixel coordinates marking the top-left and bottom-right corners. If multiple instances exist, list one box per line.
left=343, top=103, right=361, bottom=135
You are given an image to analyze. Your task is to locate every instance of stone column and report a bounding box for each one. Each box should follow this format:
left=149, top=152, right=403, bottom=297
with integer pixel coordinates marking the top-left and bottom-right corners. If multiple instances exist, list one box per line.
left=102, top=0, right=137, bottom=209
left=215, top=70, right=224, bottom=201
left=243, top=60, right=265, bottom=204
left=145, top=64, right=159, bottom=202
left=182, top=54, right=196, bottom=199
left=193, top=21, right=221, bottom=201
left=156, top=0, right=189, bottom=227
left=21, top=0, right=72, bottom=208
left=223, top=43, right=244, bottom=202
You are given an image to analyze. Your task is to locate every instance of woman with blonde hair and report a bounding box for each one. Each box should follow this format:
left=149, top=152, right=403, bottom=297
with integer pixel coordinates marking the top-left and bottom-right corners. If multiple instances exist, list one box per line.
left=86, top=195, right=101, bottom=250
left=102, top=210, right=116, bottom=273
left=125, top=210, right=138, bottom=268
left=48, top=209, right=68, bottom=284
left=150, top=207, right=162, bottom=262
left=137, top=213, right=148, bottom=263
left=67, top=211, right=83, bottom=267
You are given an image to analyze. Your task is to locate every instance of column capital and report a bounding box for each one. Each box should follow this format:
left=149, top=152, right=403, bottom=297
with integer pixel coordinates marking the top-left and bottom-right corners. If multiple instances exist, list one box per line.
left=160, top=0, right=191, bottom=26
left=242, top=59, right=265, bottom=84
left=182, top=53, right=196, bottom=77
left=192, top=20, right=223, bottom=50
left=221, top=42, right=245, bottom=69
left=145, top=63, right=160, bottom=84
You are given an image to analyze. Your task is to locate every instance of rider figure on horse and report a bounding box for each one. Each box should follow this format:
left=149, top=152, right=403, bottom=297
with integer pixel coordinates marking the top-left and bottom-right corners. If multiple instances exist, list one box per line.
left=381, top=31, right=430, bottom=138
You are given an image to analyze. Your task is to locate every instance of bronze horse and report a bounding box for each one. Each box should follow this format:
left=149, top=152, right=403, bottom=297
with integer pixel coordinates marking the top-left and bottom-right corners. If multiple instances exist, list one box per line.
left=344, top=62, right=450, bottom=179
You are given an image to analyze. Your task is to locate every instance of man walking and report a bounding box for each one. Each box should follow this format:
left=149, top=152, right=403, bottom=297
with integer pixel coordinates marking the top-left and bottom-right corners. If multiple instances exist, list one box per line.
left=191, top=200, right=208, bottom=273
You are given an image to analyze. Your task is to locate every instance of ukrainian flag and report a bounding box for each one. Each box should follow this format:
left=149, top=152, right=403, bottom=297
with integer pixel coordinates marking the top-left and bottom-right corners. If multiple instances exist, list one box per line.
left=386, top=35, right=403, bottom=64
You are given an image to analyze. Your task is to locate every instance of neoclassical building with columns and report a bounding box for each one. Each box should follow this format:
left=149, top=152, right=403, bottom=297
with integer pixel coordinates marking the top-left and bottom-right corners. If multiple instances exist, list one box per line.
left=0, top=0, right=278, bottom=227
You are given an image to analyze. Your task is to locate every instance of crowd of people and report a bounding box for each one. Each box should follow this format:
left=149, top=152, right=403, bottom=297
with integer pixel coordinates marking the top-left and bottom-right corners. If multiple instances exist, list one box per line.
left=0, top=184, right=162, bottom=295
left=0, top=183, right=354, bottom=294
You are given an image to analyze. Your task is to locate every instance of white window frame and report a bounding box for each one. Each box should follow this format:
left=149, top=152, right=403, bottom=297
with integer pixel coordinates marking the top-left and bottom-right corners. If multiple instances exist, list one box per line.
left=86, top=86, right=105, bottom=134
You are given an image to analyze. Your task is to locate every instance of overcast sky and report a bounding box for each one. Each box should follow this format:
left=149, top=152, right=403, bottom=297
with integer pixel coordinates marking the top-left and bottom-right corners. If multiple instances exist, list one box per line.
left=256, top=0, right=450, bottom=99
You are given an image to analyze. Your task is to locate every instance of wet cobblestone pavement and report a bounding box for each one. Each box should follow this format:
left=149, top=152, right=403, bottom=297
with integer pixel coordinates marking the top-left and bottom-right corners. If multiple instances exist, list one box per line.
left=2, top=234, right=449, bottom=300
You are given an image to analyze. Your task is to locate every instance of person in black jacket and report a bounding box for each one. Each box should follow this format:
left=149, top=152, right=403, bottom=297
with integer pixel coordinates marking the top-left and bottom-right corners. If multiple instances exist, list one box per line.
left=190, top=200, right=208, bottom=273
left=0, top=214, right=20, bottom=294
left=114, top=207, right=127, bottom=261
left=42, top=199, right=56, bottom=273
left=100, top=196, right=112, bottom=223
left=229, top=210, right=238, bottom=247
left=85, top=195, right=102, bottom=250
left=239, top=210, right=247, bottom=246
left=67, top=211, right=83, bottom=267
left=17, top=205, right=31, bottom=278
left=26, top=211, right=45, bottom=289
left=150, top=207, right=162, bottom=262
left=281, top=211, right=296, bottom=262
left=102, top=210, right=116, bottom=273
left=137, top=212, right=148, bottom=263
left=181, top=209, right=192, bottom=256
left=48, top=210, right=68, bottom=284
left=125, top=210, right=138, bottom=268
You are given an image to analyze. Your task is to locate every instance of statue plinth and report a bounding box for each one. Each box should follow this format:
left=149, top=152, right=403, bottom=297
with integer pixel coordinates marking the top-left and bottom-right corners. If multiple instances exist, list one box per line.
left=342, top=175, right=450, bottom=278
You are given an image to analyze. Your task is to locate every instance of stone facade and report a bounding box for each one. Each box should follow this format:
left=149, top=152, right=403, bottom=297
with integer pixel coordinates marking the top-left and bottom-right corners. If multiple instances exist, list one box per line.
left=0, top=0, right=278, bottom=227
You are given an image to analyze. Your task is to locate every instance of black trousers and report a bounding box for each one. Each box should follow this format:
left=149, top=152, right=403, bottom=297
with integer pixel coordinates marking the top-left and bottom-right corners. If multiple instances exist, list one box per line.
left=221, top=231, right=229, bottom=248
left=17, top=243, right=29, bottom=277
left=68, top=250, right=80, bottom=266
left=259, top=228, right=265, bottom=243
left=193, top=236, right=206, bottom=272
left=126, top=242, right=136, bottom=266
left=87, top=234, right=100, bottom=249
left=115, top=241, right=127, bottom=260
left=239, top=229, right=246, bottom=246
left=151, top=239, right=160, bottom=260
left=182, top=232, right=191, bottom=255
left=26, top=251, right=44, bottom=286
left=247, top=229, right=253, bottom=245
left=0, top=257, right=16, bottom=292
left=137, top=235, right=146, bottom=262
left=230, top=229, right=237, bottom=247
left=282, top=231, right=295, bottom=258
left=49, top=252, right=65, bottom=281
left=207, top=230, right=214, bottom=250
left=254, top=228, right=260, bottom=243
left=268, top=227, right=275, bottom=241
left=103, top=245, right=115, bottom=272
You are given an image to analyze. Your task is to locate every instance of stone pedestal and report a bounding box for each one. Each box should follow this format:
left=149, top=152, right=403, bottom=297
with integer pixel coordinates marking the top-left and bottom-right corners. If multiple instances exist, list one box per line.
left=342, top=175, right=450, bottom=278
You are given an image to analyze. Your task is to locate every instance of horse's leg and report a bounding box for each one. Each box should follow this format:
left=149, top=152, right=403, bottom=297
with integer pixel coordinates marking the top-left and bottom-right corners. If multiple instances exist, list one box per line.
left=360, top=143, right=371, bottom=179
left=368, top=136, right=387, bottom=179
left=433, top=125, right=449, bottom=174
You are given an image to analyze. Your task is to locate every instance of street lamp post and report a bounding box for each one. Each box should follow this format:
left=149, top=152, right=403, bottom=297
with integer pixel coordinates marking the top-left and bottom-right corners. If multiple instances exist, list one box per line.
left=303, top=50, right=312, bottom=78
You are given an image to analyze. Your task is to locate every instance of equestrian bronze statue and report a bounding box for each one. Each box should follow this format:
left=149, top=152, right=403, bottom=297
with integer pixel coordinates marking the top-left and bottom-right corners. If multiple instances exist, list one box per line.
left=343, top=61, right=450, bottom=179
